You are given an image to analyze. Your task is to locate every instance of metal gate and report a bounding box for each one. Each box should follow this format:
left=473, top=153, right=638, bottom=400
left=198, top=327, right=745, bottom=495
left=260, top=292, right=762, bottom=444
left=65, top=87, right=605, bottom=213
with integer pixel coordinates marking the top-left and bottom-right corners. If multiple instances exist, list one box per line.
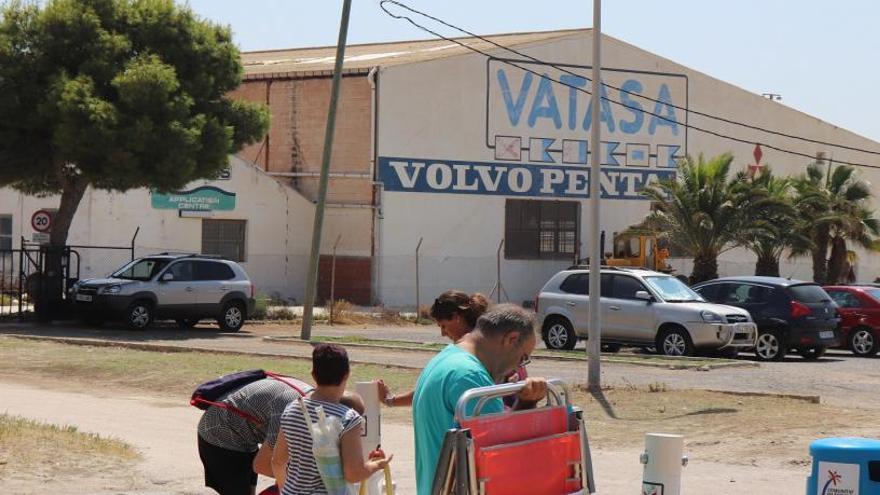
left=0, top=246, right=79, bottom=319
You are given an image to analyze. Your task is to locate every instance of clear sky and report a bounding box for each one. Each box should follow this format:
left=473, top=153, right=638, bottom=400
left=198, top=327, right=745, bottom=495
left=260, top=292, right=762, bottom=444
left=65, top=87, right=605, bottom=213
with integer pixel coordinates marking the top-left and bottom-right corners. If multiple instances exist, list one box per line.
left=186, top=0, right=880, bottom=142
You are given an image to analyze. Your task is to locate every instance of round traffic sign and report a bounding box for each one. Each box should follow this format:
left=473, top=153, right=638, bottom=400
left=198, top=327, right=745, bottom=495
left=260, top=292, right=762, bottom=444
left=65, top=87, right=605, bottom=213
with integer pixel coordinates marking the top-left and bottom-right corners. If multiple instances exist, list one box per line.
left=31, top=209, right=53, bottom=233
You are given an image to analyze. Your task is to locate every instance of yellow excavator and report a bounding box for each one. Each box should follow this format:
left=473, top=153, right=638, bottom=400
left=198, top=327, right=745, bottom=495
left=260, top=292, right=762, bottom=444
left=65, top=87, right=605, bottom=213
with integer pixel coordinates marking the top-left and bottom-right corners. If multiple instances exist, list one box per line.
left=604, top=230, right=674, bottom=273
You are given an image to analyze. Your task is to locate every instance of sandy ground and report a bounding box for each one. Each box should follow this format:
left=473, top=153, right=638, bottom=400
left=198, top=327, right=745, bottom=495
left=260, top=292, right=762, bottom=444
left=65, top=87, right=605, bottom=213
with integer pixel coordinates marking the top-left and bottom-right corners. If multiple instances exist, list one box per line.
left=0, top=377, right=815, bottom=494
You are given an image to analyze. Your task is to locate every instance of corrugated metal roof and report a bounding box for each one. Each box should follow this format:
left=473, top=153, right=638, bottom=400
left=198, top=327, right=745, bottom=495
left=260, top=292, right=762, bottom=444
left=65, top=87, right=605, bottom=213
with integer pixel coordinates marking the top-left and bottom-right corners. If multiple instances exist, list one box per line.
left=241, top=29, right=587, bottom=80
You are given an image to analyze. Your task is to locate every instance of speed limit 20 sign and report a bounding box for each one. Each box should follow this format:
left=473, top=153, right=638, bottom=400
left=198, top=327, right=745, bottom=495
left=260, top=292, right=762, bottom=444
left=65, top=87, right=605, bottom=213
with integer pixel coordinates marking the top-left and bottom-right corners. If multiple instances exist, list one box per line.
left=31, top=209, right=53, bottom=233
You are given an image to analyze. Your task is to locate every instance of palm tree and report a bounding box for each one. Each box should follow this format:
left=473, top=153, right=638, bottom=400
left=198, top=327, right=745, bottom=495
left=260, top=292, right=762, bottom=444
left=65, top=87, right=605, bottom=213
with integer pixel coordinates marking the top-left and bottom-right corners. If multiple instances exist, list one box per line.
left=641, top=153, right=745, bottom=284
left=732, top=167, right=811, bottom=277
left=794, top=163, right=880, bottom=284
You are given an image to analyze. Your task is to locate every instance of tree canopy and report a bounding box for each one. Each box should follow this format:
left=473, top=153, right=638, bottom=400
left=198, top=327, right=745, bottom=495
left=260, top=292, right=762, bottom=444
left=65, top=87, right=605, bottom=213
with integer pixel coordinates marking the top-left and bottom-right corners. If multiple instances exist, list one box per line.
left=0, top=0, right=269, bottom=244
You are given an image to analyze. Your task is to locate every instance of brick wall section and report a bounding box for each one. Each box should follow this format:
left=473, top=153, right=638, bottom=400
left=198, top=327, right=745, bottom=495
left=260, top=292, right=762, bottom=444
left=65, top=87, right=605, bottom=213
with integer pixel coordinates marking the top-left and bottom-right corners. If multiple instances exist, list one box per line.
left=229, top=81, right=270, bottom=169
left=318, top=255, right=372, bottom=305
left=231, top=75, right=373, bottom=205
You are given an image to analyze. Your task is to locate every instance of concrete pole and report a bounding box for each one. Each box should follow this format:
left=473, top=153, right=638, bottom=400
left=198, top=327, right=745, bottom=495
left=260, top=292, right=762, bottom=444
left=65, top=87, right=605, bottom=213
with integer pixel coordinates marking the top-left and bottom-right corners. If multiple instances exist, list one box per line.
left=301, top=0, right=352, bottom=340
left=587, top=0, right=603, bottom=390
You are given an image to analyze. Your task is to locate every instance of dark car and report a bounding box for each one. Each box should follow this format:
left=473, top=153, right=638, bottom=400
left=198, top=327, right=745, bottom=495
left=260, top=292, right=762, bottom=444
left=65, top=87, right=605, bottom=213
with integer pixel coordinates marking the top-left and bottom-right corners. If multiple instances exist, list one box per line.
left=823, top=286, right=880, bottom=357
left=692, top=277, right=841, bottom=361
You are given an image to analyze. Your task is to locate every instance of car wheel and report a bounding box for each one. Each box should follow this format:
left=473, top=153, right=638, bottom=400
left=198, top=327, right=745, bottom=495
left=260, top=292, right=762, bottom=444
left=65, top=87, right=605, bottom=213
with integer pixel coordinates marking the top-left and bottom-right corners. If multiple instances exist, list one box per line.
left=542, top=318, right=576, bottom=350
left=657, top=327, right=695, bottom=357
left=849, top=327, right=878, bottom=357
left=601, top=343, right=622, bottom=353
left=754, top=330, right=785, bottom=361
left=798, top=346, right=827, bottom=360
left=176, top=318, right=199, bottom=329
left=126, top=301, right=153, bottom=330
left=218, top=302, right=245, bottom=332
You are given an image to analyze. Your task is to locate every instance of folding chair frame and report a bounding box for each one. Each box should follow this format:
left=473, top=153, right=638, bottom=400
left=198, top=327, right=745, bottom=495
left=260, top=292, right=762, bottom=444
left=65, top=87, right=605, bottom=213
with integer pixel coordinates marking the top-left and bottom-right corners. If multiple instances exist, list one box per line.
left=431, top=379, right=596, bottom=495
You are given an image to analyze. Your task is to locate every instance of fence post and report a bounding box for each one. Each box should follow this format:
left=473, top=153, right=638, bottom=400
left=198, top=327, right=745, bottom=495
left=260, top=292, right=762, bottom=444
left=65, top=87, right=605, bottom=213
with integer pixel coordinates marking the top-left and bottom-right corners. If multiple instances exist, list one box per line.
left=415, top=237, right=423, bottom=321
left=329, top=235, right=341, bottom=326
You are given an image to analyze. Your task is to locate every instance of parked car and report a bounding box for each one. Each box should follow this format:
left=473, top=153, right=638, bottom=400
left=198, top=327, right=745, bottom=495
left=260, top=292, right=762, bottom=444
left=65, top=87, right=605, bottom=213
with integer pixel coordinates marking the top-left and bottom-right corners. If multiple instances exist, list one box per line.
left=823, top=286, right=880, bottom=357
left=535, top=267, right=756, bottom=357
left=692, top=277, right=841, bottom=361
left=70, top=254, right=255, bottom=331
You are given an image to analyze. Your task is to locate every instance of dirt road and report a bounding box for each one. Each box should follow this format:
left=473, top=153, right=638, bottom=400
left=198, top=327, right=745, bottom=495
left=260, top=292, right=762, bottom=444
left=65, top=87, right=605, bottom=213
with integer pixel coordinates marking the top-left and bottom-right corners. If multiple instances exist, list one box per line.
left=2, top=378, right=813, bottom=494
left=4, top=321, right=880, bottom=410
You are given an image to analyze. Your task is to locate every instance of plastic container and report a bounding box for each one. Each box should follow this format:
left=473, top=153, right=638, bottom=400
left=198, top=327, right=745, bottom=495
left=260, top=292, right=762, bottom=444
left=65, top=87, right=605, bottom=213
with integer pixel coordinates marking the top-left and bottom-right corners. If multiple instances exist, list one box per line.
left=806, top=437, right=880, bottom=494
left=299, top=398, right=349, bottom=495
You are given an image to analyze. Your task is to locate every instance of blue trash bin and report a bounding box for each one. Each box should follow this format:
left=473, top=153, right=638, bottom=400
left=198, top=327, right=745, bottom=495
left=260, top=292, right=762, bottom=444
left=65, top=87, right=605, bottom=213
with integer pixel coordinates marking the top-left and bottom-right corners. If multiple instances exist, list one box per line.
left=807, top=437, right=880, bottom=494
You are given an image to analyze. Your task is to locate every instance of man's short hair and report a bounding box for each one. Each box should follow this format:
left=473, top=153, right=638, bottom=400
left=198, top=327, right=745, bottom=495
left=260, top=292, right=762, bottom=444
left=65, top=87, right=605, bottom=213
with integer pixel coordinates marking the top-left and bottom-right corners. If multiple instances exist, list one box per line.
left=475, top=303, right=536, bottom=341
left=312, top=343, right=350, bottom=386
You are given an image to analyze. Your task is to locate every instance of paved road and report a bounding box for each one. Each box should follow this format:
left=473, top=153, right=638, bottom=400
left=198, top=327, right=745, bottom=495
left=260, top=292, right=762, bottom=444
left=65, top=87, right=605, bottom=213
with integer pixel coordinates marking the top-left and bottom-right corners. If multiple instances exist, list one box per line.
left=3, top=321, right=880, bottom=410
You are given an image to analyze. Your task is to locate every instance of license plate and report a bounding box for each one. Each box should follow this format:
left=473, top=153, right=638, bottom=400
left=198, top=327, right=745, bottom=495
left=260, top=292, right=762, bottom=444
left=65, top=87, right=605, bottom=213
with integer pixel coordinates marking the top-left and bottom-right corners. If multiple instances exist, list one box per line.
left=820, top=331, right=834, bottom=339
left=75, top=294, right=93, bottom=302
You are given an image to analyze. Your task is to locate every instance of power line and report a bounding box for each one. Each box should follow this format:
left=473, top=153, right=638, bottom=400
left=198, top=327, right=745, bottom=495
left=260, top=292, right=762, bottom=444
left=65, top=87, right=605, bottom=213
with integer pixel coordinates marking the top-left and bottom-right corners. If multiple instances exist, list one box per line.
left=378, top=0, right=880, bottom=169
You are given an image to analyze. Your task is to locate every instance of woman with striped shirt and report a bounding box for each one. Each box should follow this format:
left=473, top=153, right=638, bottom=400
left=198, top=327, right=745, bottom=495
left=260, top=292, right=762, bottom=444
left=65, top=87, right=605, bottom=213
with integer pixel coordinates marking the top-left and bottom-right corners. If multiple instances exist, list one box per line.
left=271, top=344, right=391, bottom=494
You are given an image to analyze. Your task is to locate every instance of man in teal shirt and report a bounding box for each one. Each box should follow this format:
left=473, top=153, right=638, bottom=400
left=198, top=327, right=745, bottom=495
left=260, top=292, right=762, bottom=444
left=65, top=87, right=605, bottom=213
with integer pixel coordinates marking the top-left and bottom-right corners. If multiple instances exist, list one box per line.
left=412, top=304, right=547, bottom=494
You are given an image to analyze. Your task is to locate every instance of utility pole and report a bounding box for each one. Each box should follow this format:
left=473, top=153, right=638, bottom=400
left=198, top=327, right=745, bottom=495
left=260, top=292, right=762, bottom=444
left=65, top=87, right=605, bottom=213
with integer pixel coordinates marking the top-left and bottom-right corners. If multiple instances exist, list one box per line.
left=587, top=0, right=603, bottom=390
left=301, top=0, right=352, bottom=340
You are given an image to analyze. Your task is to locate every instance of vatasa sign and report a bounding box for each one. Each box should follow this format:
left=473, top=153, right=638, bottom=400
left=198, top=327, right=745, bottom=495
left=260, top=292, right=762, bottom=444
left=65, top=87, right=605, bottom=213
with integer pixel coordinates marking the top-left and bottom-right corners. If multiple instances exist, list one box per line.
left=151, top=186, right=236, bottom=211
left=379, top=57, right=688, bottom=199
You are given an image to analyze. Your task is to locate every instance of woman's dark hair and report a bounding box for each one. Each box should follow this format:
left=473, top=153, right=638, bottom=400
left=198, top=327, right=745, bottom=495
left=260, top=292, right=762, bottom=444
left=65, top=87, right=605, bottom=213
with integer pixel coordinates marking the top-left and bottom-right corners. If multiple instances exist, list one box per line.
left=429, top=290, right=490, bottom=329
left=312, top=343, right=350, bottom=386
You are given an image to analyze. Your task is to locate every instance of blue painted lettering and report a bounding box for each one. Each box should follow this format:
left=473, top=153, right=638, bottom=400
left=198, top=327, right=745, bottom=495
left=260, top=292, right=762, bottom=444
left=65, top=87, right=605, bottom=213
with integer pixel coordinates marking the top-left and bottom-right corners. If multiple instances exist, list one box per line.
left=582, top=79, right=616, bottom=133
left=528, top=75, right=563, bottom=129
left=560, top=74, right=587, bottom=130
left=618, top=79, right=644, bottom=134
left=648, top=83, right=679, bottom=136
left=497, top=69, right=533, bottom=127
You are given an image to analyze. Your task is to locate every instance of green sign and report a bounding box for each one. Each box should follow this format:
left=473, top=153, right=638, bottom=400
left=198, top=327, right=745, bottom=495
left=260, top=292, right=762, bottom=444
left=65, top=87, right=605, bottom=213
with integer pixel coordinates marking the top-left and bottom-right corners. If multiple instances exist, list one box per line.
left=151, top=186, right=236, bottom=211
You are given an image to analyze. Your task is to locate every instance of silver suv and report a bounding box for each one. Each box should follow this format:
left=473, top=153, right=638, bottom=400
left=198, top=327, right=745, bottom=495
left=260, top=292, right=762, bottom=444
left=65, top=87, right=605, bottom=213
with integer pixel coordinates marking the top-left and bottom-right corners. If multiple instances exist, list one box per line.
left=536, top=267, right=757, bottom=356
left=71, top=254, right=255, bottom=331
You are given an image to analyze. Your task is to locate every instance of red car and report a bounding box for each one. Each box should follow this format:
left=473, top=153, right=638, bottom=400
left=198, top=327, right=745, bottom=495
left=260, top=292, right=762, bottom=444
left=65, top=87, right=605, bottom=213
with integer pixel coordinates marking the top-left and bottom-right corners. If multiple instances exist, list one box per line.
left=823, top=286, right=880, bottom=357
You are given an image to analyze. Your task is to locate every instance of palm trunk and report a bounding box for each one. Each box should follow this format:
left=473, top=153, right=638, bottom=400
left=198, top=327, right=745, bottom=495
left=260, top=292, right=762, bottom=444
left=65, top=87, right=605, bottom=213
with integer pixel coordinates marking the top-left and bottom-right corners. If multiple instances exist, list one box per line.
left=811, top=228, right=830, bottom=284
left=827, top=236, right=848, bottom=284
left=755, top=252, right=780, bottom=277
left=691, top=252, right=718, bottom=284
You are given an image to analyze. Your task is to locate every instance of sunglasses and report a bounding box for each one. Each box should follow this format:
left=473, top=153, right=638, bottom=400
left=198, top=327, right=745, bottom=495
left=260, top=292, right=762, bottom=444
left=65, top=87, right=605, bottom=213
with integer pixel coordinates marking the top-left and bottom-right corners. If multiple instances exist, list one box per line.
left=519, top=354, right=531, bottom=367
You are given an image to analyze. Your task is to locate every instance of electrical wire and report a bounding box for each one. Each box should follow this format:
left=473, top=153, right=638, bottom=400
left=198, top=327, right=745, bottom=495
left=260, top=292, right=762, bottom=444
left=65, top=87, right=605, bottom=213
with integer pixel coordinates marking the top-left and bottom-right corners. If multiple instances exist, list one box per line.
left=379, top=0, right=880, bottom=169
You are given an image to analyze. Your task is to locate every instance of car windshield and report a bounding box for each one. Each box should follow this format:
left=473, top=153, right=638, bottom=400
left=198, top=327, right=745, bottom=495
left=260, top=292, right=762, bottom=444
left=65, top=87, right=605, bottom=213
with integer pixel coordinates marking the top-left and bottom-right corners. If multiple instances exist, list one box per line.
left=643, top=276, right=705, bottom=302
left=112, top=258, right=169, bottom=281
left=866, top=289, right=880, bottom=302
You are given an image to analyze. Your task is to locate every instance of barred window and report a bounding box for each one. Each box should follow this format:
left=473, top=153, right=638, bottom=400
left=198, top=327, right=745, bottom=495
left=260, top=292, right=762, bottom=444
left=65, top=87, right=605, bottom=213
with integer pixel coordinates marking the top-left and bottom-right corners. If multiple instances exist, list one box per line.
left=505, top=200, right=578, bottom=260
left=0, top=215, right=11, bottom=250
left=202, top=219, right=246, bottom=262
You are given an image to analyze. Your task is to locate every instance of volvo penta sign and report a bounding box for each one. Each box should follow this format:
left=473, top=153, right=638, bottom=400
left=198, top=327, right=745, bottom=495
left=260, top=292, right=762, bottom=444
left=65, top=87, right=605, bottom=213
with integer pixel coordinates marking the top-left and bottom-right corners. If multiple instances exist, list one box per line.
left=379, top=57, right=687, bottom=199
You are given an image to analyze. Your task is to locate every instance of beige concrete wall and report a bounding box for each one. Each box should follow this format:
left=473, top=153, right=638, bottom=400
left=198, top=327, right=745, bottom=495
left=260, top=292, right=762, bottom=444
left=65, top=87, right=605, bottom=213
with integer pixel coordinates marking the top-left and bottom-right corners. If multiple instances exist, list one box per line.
left=375, top=33, right=880, bottom=307
left=0, top=156, right=315, bottom=302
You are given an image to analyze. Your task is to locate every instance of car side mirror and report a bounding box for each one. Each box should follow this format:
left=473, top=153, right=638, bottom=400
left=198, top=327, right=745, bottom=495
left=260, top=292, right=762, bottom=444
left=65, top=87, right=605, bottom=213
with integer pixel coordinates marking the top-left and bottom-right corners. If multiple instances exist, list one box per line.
left=161, top=273, right=174, bottom=282
left=635, top=290, right=653, bottom=302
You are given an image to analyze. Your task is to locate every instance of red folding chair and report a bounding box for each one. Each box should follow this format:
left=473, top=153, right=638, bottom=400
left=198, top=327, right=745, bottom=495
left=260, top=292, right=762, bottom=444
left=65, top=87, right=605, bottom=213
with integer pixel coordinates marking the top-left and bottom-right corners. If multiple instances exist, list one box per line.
left=431, top=379, right=595, bottom=495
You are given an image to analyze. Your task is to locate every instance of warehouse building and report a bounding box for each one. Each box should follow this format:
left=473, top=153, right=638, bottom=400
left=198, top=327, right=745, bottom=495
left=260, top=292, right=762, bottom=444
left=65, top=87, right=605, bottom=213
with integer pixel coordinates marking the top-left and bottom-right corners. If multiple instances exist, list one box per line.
left=3, top=29, right=880, bottom=307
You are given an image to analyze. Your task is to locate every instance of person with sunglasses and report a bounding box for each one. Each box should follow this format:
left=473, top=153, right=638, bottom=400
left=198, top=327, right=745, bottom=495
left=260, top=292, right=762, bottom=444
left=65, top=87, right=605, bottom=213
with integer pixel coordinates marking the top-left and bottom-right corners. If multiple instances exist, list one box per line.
left=411, top=304, right=548, bottom=495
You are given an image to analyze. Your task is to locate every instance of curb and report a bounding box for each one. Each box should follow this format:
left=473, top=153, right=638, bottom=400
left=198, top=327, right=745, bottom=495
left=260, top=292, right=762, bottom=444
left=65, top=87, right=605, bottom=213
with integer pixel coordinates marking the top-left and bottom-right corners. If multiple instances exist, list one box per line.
left=3, top=334, right=422, bottom=371
left=262, top=336, right=758, bottom=370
